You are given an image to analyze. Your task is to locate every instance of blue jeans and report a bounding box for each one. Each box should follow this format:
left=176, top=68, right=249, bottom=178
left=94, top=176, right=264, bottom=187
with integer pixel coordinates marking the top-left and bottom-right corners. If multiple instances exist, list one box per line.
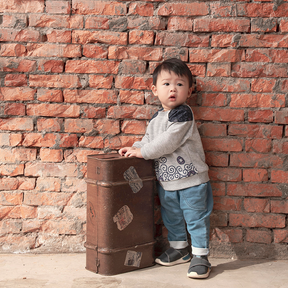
left=158, top=181, right=213, bottom=256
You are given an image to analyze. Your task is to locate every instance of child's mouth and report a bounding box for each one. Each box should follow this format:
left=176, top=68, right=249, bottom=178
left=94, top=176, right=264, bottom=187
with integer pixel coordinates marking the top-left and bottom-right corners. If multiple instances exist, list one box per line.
left=169, top=95, right=176, bottom=101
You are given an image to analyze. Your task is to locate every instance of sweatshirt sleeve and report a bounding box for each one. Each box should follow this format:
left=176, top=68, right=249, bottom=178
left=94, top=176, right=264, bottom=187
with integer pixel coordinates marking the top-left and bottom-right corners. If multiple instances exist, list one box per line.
left=141, top=106, right=194, bottom=160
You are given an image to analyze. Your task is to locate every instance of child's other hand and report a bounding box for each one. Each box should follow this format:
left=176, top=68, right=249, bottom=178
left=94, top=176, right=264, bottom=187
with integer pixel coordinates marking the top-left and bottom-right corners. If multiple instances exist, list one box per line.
left=118, top=147, right=143, bottom=158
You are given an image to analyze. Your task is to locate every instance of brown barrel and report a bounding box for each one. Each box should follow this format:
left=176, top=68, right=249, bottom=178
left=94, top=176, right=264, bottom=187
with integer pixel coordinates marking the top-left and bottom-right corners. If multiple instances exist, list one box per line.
left=85, top=153, right=156, bottom=275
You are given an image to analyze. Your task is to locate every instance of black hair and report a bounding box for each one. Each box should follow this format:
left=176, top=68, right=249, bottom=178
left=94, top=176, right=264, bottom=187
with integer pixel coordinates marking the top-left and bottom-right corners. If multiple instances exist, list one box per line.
left=152, top=58, right=193, bottom=88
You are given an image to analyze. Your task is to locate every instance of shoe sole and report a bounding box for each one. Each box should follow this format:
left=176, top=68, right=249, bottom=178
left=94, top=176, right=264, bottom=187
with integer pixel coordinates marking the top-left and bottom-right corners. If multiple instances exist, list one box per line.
left=187, top=268, right=211, bottom=279
left=155, top=254, right=191, bottom=266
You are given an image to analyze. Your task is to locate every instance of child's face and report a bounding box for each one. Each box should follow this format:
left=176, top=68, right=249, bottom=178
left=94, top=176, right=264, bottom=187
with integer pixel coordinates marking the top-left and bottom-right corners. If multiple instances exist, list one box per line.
left=152, top=70, right=192, bottom=111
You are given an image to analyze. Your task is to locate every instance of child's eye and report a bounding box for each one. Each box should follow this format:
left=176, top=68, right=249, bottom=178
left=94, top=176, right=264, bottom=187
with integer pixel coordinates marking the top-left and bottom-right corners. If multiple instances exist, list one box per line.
left=177, top=83, right=183, bottom=86
left=163, top=83, right=169, bottom=86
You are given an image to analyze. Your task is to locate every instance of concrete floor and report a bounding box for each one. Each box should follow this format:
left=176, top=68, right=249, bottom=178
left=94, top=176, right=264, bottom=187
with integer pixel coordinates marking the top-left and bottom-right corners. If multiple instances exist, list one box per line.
left=0, top=254, right=287, bottom=288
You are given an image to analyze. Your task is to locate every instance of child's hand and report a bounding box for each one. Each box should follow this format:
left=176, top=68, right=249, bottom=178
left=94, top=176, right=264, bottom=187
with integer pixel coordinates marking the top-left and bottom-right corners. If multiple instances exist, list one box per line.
left=118, top=147, right=143, bottom=158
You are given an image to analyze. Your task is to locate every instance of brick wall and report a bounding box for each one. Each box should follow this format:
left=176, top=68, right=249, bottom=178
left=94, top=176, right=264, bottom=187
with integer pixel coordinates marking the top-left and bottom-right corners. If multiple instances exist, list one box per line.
left=0, top=0, right=287, bottom=258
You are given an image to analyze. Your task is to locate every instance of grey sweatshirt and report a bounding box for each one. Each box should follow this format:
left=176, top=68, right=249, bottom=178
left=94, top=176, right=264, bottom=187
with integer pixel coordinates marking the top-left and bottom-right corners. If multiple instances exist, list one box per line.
left=133, top=104, right=210, bottom=191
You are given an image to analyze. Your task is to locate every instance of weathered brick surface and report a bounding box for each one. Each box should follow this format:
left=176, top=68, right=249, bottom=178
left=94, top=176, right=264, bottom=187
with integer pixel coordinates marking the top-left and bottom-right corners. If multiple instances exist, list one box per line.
left=0, top=0, right=287, bottom=258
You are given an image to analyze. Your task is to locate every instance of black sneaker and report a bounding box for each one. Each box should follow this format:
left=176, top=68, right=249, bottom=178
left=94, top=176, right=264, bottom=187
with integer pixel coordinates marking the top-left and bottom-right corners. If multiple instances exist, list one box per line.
left=187, top=255, right=211, bottom=279
left=155, top=247, right=191, bottom=266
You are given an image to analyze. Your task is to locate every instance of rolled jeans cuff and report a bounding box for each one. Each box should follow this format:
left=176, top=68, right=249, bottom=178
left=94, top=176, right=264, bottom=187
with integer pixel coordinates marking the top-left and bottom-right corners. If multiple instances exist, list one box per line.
left=192, top=246, right=209, bottom=256
left=169, top=241, right=189, bottom=249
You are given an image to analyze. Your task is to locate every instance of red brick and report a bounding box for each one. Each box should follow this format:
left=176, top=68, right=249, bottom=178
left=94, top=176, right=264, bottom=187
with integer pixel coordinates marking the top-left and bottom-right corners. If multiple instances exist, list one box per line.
left=58, top=134, right=78, bottom=148
left=5, top=74, right=27, bottom=87
left=207, top=63, right=231, bottom=77
left=72, top=0, right=126, bottom=15
left=211, top=182, right=226, bottom=197
left=285, top=126, right=288, bottom=138
left=22, top=220, right=41, bottom=233
left=119, top=90, right=145, bottom=105
left=0, top=44, right=26, bottom=57
left=243, top=169, right=268, bottom=182
left=279, top=80, right=288, bottom=94
left=64, top=119, right=93, bottom=133
left=231, top=153, right=283, bottom=168
left=230, top=94, right=285, bottom=108
left=271, top=200, right=288, bottom=214
left=211, top=34, right=238, bottom=48
left=1, top=87, right=35, bottom=101
left=66, top=60, right=119, bottom=74
left=24, top=163, right=78, bottom=177
left=72, top=30, right=127, bottom=45
left=0, top=148, right=36, bottom=163
left=280, top=19, right=288, bottom=32
left=209, top=167, right=242, bottom=182
left=246, top=49, right=288, bottom=63
left=79, top=136, right=104, bottom=149
left=38, top=60, right=64, bottom=73
left=0, top=0, right=44, bottom=13
left=119, top=60, right=147, bottom=75
left=248, top=110, right=273, bottom=123
left=227, top=183, right=282, bottom=197
left=0, top=177, right=35, bottom=191
left=232, top=63, right=288, bottom=78
left=46, top=30, right=71, bottom=43
left=197, top=78, right=250, bottom=92
left=1, top=14, right=28, bottom=28
left=29, top=75, right=81, bottom=88
left=127, top=17, right=166, bottom=31
left=275, top=111, right=288, bottom=124
left=0, top=164, right=24, bottom=177
left=3, top=103, right=25, bottom=116
left=88, top=75, right=113, bottom=89
left=213, top=197, right=242, bottom=211
left=63, top=89, right=117, bottom=104
left=23, top=192, right=72, bottom=206
left=244, top=198, right=270, bottom=213
left=37, top=118, right=62, bottom=132
left=246, top=230, right=272, bottom=244
left=0, top=28, right=42, bottom=42
left=129, top=30, right=154, bottom=45
left=274, top=230, right=288, bottom=244
left=0, top=220, right=22, bottom=234
left=187, top=64, right=206, bottom=77
left=42, top=219, right=77, bottom=235
left=0, top=59, right=37, bottom=73
left=205, top=152, right=229, bottom=167
left=245, top=139, right=272, bottom=153
left=202, top=138, right=243, bottom=152
left=0, top=118, right=33, bottom=132
left=105, top=135, right=142, bottom=150
left=200, top=93, right=228, bottom=107
left=94, top=119, right=120, bottom=135
left=128, top=2, right=154, bottom=16
left=155, top=32, right=209, bottom=47
left=27, top=103, right=80, bottom=117
left=210, top=3, right=236, bottom=17
left=0, top=192, right=23, bottom=206
left=46, top=1, right=71, bottom=14
left=251, top=18, right=277, bottom=33
left=189, top=49, right=244, bottom=63
left=37, top=89, right=63, bottom=102
left=36, top=177, right=61, bottom=192
left=228, top=124, right=282, bottom=139
left=237, top=3, right=288, bottom=17
left=81, top=106, right=106, bottom=119
left=272, top=140, right=288, bottom=154
left=195, top=18, right=250, bottom=32
left=108, top=105, right=158, bottom=120
left=271, top=170, right=288, bottom=184
left=29, top=14, right=83, bottom=28
left=239, top=35, right=288, bottom=48
left=121, top=120, right=147, bottom=135
left=210, top=212, right=228, bottom=227
left=62, top=178, right=86, bottom=193
left=115, top=76, right=153, bottom=90
left=83, top=44, right=108, bottom=59
left=22, top=133, right=56, bottom=148
left=64, top=149, right=95, bottom=163
left=108, top=46, right=163, bottom=61
left=198, top=123, right=227, bottom=137
left=229, top=213, right=285, bottom=228
left=251, top=79, right=276, bottom=93
left=157, top=2, right=208, bottom=16
left=85, top=16, right=109, bottom=29
left=164, top=48, right=188, bottom=62
left=145, top=92, right=161, bottom=106
left=193, top=107, right=244, bottom=122
left=39, top=149, right=63, bottom=162
left=167, top=17, right=193, bottom=31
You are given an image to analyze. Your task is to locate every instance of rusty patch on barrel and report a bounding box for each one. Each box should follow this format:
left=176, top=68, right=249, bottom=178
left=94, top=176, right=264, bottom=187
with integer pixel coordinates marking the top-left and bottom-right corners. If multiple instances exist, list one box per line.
left=124, top=251, right=142, bottom=267
left=123, top=166, right=143, bottom=193
left=113, top=205, right=133, bottom=231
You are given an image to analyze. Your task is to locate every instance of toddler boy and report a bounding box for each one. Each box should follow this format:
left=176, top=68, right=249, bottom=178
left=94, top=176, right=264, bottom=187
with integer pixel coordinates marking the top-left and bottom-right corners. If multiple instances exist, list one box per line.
left=119, top=58, right=213, bottom=279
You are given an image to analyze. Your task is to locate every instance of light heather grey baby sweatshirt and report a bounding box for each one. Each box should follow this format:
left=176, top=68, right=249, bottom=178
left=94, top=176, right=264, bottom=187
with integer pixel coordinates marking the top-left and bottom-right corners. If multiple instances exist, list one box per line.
left=133, top=104, right=210, bottom=191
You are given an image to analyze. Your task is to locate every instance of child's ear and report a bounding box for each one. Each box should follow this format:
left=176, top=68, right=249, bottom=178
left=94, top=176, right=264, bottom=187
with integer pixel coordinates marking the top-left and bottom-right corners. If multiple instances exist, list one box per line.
left=187, top=85, right=193, bottom=97
left=151, top=85, right=158, bottom=96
